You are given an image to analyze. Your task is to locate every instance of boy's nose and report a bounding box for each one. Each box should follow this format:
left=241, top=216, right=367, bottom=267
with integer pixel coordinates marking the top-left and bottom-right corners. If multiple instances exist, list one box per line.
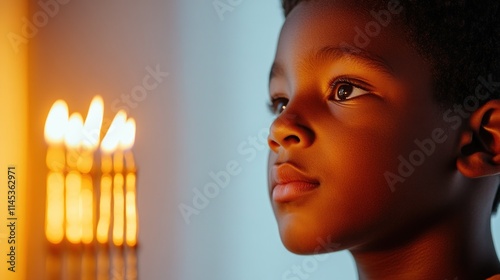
left=267, top=111, right=314, bottom=153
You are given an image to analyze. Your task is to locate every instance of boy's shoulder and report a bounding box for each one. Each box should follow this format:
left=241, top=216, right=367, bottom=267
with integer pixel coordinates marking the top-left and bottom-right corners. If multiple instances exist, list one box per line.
left=487, top=275, right=500, bottom=280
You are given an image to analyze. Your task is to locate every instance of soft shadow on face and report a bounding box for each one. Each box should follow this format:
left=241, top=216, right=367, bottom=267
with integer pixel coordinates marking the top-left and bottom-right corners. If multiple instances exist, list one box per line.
left=267, top=0, right=460, bottom=254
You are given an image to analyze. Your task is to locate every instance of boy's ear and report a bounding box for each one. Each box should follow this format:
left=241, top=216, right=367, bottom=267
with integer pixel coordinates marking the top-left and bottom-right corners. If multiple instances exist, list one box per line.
left=457, top=99, right=500, bottom=178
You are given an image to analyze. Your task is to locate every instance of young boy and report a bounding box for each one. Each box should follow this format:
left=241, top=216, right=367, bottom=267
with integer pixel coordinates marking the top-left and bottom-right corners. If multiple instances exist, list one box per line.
left=267, top=0, right=500, bottom=279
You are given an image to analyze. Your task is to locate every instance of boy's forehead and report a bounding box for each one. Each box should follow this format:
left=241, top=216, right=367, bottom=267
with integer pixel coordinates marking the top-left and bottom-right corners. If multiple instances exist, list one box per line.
left=272, top=0, right=433, bottom=98
left=278, top=1, right=395, bottom=58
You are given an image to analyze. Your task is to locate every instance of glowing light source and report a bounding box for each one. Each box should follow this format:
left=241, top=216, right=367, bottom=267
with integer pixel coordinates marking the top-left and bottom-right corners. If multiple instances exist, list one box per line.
left=82, top=95, right=104, bottom=150
left=81, top=175, right=94, bottom=244
left=44, top=101, right=69, bottom=244
left=66, top=171, right=82, bottom=244
left=64, top=113, right=84, bottom=148
left=124, top=118, right=137, bottom=246
left=101, top=110, right=126, bottom=154
left=120, top=118, right=136, bottom=150
left=44, top=100, right=69, bottom=144
left=45, top=172, right=65, bottom=244
left=125, top=173, right=137, bottom=246
left=96, top=175, right=112, bottom=244
left=113, top=173, right=125, bottom=246
left=44, top=97, right=139, bottom=277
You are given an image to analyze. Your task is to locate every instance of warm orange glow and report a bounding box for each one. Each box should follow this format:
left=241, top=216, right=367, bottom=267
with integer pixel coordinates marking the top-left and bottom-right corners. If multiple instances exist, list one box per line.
left=113, top=173, right=125, bottom=246
left=44, top=100, right=69, bottom=145
left=1, top=2, right=29, bottom=279
left=45, top=172, right=65, bottom=244
left=101, top=110, right=127, bottom=154
left=81, top=175, right=93, bottom=244
left=77, top=151, right=93, bottom=174
left=66, top=171, right=82, bottom=244
left=46, top=146, right=65, bottom=172
left=101, top=153, right=112, bottom=174
left=82, top=95, right=104, bottom=150
left=97, top=174, right=112, bottom=244
left=114, top=150, right=124, bottom=173
left=126, top=173, right=137, bottom=246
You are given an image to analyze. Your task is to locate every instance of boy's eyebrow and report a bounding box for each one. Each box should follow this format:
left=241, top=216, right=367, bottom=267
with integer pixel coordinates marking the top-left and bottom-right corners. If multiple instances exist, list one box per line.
left=269, top=62, right=284, bottom=85
left=269, top=45, right=394, bottom=85
left=316, top=46, right=395, bottom=75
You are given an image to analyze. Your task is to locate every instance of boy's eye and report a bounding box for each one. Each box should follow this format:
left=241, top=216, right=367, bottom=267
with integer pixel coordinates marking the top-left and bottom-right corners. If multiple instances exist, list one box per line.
left=330, top=79, right=371, bottom=101
left=268, top=97, right=288, bottom=115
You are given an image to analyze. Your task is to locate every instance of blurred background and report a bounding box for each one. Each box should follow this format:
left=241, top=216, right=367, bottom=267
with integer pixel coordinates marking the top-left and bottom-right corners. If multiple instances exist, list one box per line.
left=0, top=0, right=498, bottom=279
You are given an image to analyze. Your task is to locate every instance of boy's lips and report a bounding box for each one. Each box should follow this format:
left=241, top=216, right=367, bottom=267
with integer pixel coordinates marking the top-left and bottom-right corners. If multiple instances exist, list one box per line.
left=271, top=163, right=320, bottom=203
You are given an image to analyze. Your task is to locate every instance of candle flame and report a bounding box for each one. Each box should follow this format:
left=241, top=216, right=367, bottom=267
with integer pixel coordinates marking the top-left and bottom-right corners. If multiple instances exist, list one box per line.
left=120, top=118, right=136, bottom=150
left=44, top=100, right=69, bottom=144
left=82, top=95, right=104, bottom=150
left=64, top=113, right=84, bottom=148
left=101, top=110, right=127, bottom=153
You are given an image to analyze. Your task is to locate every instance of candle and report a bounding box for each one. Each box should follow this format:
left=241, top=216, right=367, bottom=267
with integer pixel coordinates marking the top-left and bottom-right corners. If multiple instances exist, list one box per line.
left=96, top=173, right=112, bottom=279
left=63, top=113, right=85, bottom=280
left=99, top=111, right=127, bottom=279
left=122, top=118, right=138, bottom=280
left=44, top=100, right=69, bottom=244
left=80, top=174, right=96, bottom=280
left=64, top=113, right=84, bottom=245
left=113, top=150, right=125, bottom=247
left=79, top=96, right=103, bottom=279
left=44, top=100, right=69, bottom=280
left=44, top=96, right=139, bottom=280
left=79, top=95, right=104, bottom=174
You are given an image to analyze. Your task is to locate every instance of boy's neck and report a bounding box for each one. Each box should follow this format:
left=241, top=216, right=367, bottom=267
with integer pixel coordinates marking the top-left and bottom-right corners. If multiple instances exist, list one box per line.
left=351, top=203, right=500, bottom=280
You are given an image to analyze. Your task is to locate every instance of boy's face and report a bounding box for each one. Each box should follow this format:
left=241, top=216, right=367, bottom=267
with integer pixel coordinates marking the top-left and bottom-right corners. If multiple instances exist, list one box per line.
left=268, top=0, right=461, bottom=254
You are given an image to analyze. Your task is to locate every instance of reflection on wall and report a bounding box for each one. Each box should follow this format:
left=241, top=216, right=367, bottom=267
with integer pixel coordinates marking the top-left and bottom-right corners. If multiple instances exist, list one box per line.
left=0, top=1, right=28, bottom=280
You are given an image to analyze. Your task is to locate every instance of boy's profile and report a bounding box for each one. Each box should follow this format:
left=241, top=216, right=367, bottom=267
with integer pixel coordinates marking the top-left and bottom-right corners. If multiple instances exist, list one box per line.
left=266, top=0, right=500, bottom=279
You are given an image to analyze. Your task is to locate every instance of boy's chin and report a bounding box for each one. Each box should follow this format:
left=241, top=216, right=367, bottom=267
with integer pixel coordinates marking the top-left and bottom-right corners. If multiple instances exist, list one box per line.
left=278, top=222, right=344, bottom=255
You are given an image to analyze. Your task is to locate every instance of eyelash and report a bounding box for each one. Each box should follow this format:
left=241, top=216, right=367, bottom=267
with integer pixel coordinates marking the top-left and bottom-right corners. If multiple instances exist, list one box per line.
left=268, top=77, right=372, bottom=115
left=328, top=77, right=371, bottom=101
left=268, top=96, right=287, bottom=115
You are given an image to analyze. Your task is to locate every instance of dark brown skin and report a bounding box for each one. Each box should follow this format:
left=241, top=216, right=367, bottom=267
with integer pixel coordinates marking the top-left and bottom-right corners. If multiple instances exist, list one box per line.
left=267, top=1, right=500, bottom=279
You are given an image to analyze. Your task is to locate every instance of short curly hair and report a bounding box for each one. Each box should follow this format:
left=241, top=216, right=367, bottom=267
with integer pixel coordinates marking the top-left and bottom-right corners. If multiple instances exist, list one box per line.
left=281, top=0, right=500, bottom=213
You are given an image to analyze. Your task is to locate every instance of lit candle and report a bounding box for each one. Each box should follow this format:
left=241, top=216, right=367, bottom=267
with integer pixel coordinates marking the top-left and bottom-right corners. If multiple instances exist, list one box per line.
left=79, top=96, right=103, bottom=280
left=80, top=175, right=96, bottom=280
left=44, top=100, right=69, bottom=279
left=96, top=172, right=111, bottom=280
left=99, top=111, right=127, bottom=279
left=113, top=149, right=125, bottom=247
left=79, top=95, right=104, bottom=174
left=64, top=113, right=84, bottom=279
left=121, top=118, right=138, bottom=280
left=64, top=113, right=84, bottom=245
left=44, top=100, right=68, bottom=244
